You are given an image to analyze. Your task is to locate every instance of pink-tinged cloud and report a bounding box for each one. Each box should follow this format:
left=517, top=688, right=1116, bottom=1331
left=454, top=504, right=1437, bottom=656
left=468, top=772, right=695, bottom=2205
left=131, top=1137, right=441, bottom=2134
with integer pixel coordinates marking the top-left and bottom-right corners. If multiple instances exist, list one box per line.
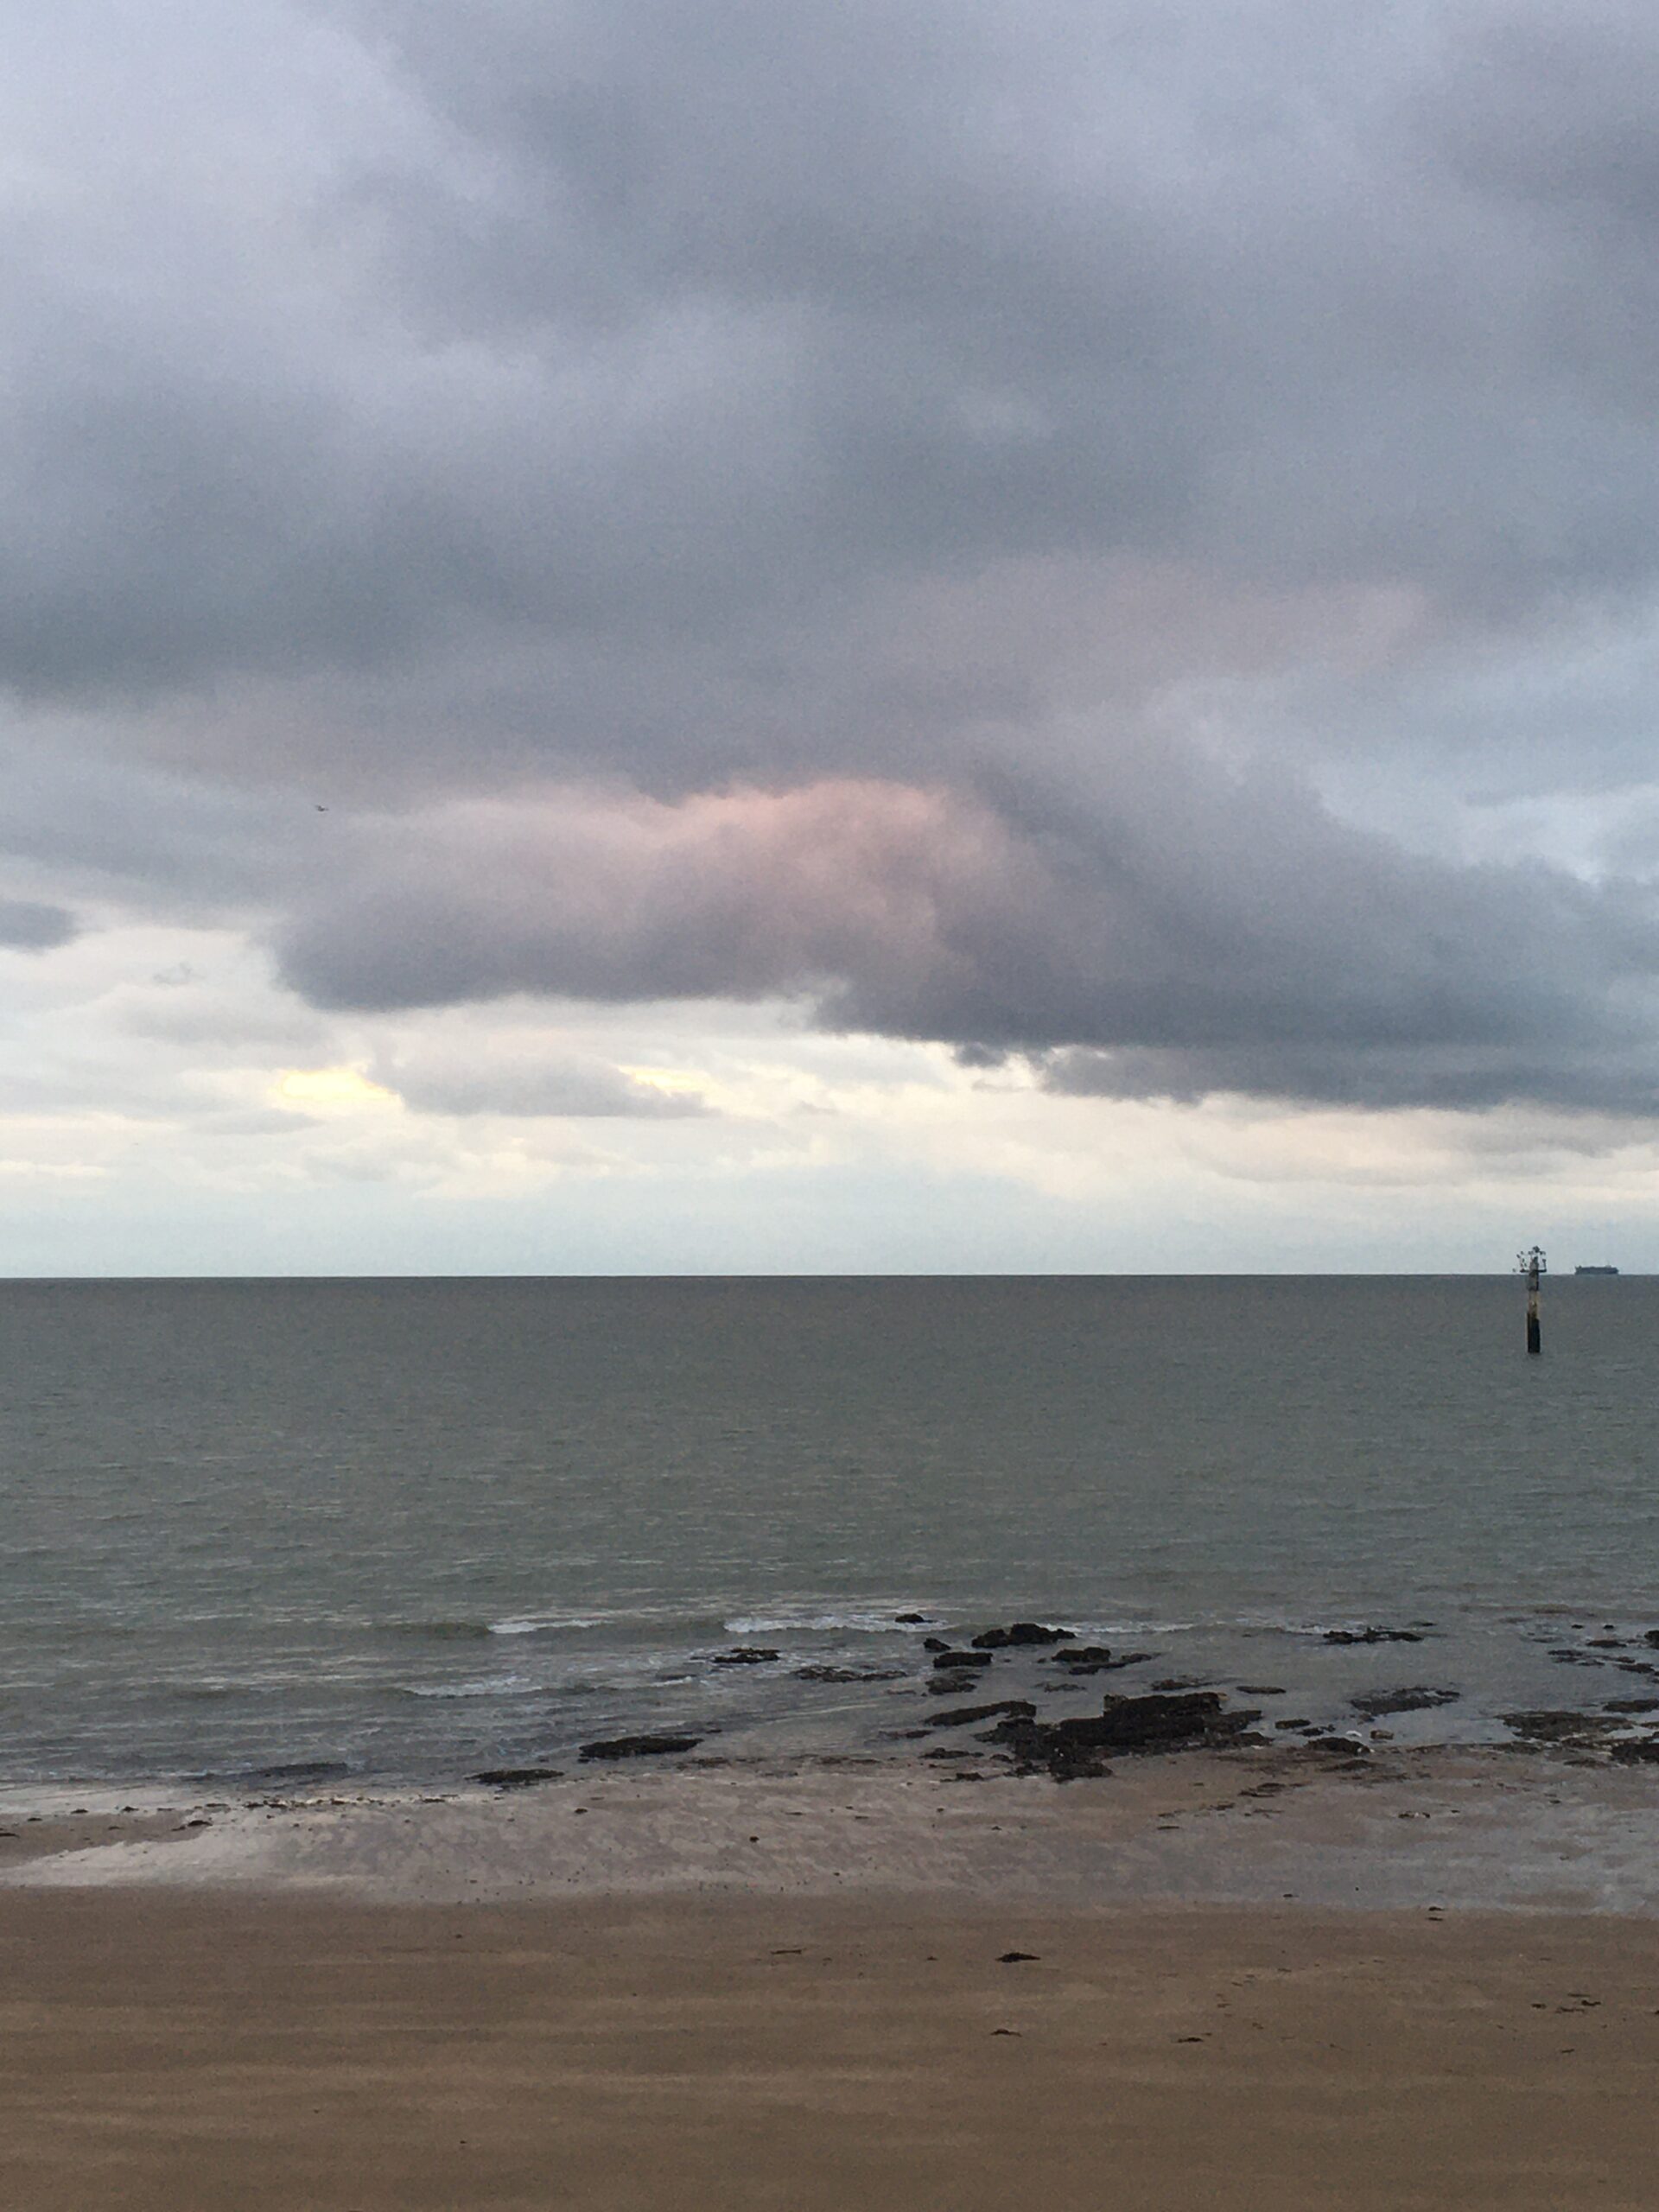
left=278, top=766, right=1659, bottom=1113
left=282, top=779, right=1027, bottom=1014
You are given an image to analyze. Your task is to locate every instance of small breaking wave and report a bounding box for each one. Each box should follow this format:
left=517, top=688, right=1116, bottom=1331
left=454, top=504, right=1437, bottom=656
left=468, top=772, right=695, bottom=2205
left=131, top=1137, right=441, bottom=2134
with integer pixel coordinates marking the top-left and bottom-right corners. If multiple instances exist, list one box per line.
left=399, top=1673, right=541, bottom=1700
left=722, top=1609, right=938, bottom=1637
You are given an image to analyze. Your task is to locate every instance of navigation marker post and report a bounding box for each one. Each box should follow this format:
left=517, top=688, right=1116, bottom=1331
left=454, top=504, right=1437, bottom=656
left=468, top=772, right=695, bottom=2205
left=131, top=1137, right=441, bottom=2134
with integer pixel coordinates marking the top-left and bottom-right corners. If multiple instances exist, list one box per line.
left=1517, top=1246, right=1546, bottom=1356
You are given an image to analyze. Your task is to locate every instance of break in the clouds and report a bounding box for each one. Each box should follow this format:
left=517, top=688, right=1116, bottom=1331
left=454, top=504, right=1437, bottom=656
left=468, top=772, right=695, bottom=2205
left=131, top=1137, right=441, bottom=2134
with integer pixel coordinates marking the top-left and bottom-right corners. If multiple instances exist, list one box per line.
left=10, top=0, right=1659, bottom=1166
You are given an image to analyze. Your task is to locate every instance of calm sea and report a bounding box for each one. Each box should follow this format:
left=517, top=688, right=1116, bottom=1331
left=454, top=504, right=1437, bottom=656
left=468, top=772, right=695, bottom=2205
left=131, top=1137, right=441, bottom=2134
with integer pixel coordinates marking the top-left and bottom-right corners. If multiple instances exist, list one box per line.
left=1, top=1275, right=1654, bottom=1786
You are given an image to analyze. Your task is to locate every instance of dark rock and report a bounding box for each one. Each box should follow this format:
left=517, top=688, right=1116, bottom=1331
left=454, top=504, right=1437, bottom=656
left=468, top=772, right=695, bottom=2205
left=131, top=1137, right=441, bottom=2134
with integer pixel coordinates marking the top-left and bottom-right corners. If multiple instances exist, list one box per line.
left=1645, top=1630, right=1659, bottom=1649
left=1090, top=1691, right=1259, bottom=1746
left=711, top=1646, right=781, bottom=1665
left=1151, top=1676, right=1215, bottom=1692
left=1350, top=1688, right=1459, bottom=1719
left=998, top=1951, right=1039, bottom=1962
left=987, top=1690, right=1262, bottom=1779
left=893, top=1612, right=931, bottom=1624
left=1610, top=1737, right=1659, bottom=1764
left=982, top=1721, right=1116, bottom=1781
left=1604, top=1698, right=1659, bottom=1713
left=1586, top=1637, right=1624, bottom=1649
left=1052, top=1648, right=1155, bottom=1674
left=970, top=1623, right=1074, bottom=1649
left=924, top=1699, right=1037, bottom=1729
left=1323, top=1627, right=1424, bottom=1645
left=931, top=1649, right=994, bottom=1669
left=579, top=1733, right=703, bottom=1762
left=1048, top=1644, right=1113, bottom=1664
left=473, top=1765, right=564, bottom=1789
left=792, top=1664, right=905, bottom=1684
left=1237, top=1685, right=1287, bottom=1697
left=929, top=1670, right=988, bottom=1694
left=923, top=1637, right=951, bottom=1652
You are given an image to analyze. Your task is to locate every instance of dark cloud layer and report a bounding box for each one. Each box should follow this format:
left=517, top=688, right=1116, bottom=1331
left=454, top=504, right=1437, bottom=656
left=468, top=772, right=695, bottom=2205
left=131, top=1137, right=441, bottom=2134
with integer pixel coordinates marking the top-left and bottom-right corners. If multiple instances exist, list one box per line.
left=10, top=3, right=1659, bottom=1112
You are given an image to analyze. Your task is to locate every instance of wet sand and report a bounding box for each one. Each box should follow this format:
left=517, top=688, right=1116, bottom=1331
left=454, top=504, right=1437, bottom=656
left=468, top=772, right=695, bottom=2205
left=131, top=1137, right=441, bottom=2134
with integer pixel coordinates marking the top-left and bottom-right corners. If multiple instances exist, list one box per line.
left=7, top=1745, right=1659, bottom=1911
left=4, top=1889, right=1659, bottom=2211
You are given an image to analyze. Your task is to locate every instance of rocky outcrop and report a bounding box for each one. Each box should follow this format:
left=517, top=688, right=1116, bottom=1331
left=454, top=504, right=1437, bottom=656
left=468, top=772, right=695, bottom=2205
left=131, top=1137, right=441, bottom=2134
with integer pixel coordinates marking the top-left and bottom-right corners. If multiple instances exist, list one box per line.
left=931, top=1649, right=994, bottom=1670
left=986, top=1689, right=1262, bottom=1780
left=472, top=1765, right=564, bottom=1789
left=710, top=1647, right=780, bottom=1665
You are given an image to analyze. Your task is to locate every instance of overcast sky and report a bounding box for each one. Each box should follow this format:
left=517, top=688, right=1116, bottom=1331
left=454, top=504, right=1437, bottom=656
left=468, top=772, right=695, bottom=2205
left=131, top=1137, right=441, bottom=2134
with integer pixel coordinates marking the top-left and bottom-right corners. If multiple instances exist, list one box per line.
left=8, top=0, right=1659, bottom=1273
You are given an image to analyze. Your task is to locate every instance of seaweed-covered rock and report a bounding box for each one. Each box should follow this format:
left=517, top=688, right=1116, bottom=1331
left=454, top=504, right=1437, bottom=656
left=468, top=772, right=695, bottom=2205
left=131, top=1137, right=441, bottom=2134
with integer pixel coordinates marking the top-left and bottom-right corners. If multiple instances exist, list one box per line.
left=710, top=1646, right=780, bottom=1665
left=473, top=1765, right=564, bottom=1789
left=1323, top=1626, right=1425, bottom=1645
left=1500, top=1710, right=1617, bottom=1750
left=1350, top=1687, right=1459, bottom=1719
left=970, top=1623, right=1074, bottom=1649
left=579, top=1733, right=702, bottom=1762
left=924, top=1699, right=1037, bottom=1729
left=792, top=1664, right=905, bottom=1684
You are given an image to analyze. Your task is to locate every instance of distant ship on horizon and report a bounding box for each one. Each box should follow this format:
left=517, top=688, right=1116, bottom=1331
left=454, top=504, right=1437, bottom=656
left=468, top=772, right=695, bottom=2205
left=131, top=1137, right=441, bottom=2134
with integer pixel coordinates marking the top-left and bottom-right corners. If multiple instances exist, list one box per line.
left=1573, top=1263, right=1619, bottom=1275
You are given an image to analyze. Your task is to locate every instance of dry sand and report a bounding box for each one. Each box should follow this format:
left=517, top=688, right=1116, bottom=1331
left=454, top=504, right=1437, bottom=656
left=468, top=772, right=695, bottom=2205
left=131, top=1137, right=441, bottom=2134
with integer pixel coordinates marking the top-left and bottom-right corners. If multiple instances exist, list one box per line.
left=4, top=1751, right=1659, bottom=2209
left=4, top=1890, right=1659, bottom=2211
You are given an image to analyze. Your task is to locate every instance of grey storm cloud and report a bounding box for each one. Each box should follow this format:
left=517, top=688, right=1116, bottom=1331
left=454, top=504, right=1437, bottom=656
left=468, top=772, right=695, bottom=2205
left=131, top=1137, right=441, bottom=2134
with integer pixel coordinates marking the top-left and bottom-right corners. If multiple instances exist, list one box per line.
left=10, top=0, right=1659, bottom=706
left=10, top=1, right=1659, bottom=1112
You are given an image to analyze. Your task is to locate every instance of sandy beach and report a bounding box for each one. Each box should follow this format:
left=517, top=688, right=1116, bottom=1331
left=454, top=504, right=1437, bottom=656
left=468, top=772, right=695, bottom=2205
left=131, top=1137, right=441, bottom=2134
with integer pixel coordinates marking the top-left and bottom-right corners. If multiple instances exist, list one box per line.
left=3, top=1749, right=1658, bottom=2208
left=4, top=1887, right=1658, bottom=2211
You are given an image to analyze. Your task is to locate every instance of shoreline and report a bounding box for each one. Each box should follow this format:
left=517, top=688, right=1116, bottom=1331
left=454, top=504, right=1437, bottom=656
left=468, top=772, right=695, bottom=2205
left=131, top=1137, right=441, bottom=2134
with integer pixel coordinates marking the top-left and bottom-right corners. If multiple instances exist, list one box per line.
left=4, top=1740, right=1658, bottom=1912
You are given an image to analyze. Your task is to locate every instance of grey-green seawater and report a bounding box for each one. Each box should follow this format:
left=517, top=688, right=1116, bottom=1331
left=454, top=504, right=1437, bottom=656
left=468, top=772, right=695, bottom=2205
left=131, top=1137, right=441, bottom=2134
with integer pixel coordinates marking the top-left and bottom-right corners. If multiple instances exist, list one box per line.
left=1, top=1276, right=1654, bottom=1783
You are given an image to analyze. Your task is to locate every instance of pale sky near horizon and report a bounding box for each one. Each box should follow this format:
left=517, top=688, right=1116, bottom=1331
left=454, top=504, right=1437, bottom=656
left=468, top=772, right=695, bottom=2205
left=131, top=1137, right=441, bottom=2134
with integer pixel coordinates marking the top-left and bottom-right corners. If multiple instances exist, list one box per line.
left=7, top=2, right=1659, bottom=1274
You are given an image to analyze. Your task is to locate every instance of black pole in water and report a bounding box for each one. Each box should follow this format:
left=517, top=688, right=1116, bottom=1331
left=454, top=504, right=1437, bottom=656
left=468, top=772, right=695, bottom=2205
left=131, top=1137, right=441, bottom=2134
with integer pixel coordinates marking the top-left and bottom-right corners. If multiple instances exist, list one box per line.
left=1517, top=1245, right=1546, bottom=1355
